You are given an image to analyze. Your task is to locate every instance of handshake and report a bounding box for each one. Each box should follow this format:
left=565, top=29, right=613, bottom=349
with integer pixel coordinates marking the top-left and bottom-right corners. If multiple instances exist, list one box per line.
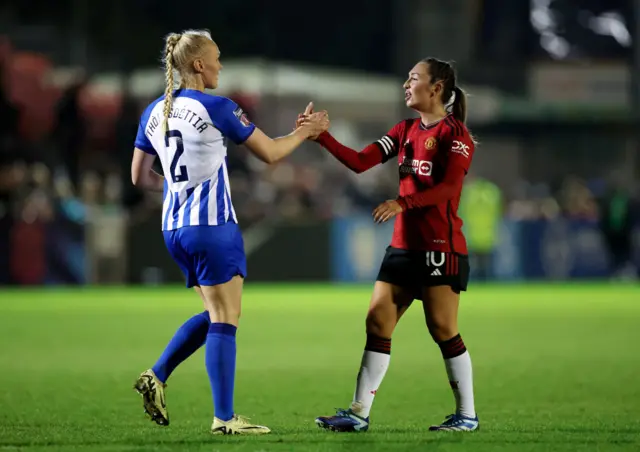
left=294, top=102, right=330, bottom=140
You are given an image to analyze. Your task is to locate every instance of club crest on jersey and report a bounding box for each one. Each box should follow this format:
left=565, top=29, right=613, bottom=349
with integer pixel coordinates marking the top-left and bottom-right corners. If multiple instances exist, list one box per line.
left=425, top=137, right=437, bottom=150
left=233, top=106, right=251, bottom=127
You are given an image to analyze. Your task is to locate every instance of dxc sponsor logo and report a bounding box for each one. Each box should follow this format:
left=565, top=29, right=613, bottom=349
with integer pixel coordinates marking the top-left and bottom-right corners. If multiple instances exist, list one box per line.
left=451, top=140, right=470, bottom=158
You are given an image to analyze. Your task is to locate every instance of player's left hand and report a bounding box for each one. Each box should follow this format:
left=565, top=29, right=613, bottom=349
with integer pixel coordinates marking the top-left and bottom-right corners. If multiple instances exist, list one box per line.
left=372, top=199, right=403, bottom=223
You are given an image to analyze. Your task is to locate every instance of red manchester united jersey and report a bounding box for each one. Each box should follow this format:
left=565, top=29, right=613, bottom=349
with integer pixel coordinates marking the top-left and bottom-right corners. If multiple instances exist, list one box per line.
left=374, top=114, right=475, bottom=253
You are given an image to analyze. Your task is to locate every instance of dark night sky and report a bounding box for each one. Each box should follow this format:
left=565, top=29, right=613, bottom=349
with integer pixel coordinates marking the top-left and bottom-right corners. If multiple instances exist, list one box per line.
left=6, top=0, right=633, bottom=73
left=8, top=0, right=397, bottom=74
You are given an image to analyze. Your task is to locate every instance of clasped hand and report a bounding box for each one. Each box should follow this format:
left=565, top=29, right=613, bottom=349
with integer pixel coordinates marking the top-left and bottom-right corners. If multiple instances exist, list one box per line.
left=295, top=102, right=329, bottom=140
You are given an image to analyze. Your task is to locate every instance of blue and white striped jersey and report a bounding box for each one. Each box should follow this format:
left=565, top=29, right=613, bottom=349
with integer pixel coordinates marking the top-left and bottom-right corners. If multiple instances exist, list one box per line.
left=135, top=89, right=255, bottom=231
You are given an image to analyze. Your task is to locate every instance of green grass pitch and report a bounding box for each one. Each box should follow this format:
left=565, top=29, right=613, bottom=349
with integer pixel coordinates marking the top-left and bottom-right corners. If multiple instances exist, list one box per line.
left=1, top=283, right=639, bottom=451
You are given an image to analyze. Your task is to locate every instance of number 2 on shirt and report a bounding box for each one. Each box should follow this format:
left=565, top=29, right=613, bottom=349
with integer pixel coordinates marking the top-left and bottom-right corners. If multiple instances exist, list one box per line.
left=166, top=129, right=189, bottom=183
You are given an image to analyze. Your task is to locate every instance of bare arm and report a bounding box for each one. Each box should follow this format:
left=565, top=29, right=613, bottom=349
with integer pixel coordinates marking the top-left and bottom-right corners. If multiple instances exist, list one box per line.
left=131, top=148, right=164, bottom=192
left=242, top=104, right=328, bottom=164
left=242, top=127, right=309, bottom=164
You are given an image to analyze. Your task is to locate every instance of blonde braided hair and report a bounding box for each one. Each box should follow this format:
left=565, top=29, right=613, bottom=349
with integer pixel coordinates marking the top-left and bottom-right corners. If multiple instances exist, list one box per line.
left=162, top=33, right=182, bottom=133
left=161, top=30, right=215, bottom=133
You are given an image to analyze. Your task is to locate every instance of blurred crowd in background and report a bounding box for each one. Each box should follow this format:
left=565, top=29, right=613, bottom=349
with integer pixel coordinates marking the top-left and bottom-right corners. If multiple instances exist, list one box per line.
left=1, top=51, right=635, bottom=226
left=1, top=0, right=639, bottom=285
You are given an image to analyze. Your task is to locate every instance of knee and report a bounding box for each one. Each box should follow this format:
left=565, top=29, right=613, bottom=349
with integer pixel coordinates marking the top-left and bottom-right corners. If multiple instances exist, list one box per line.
left=426, top=316, right=458, bottom=343
left=201, top=278, right=243, bottom=326
left=204, top=300, right=241, bottom=326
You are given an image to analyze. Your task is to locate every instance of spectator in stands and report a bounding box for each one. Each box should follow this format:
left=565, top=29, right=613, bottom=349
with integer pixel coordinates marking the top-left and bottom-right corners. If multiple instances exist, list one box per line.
left=598, top=177, right=636, bottom=279
left=54, top=74, right=88, bottom=192
left=459, top=175, right=503, bottom=281
left=0, top=57, right=21, bottom=285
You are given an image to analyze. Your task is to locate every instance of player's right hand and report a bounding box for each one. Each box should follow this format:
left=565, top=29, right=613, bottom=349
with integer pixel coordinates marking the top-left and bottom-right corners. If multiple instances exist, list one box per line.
left=295, top=102, right=314, bottom=130
left=301, top=111, right=329, bottom=139
left=295, top=102, right=328, bottom=140
left=299, top=110, right=329, bottom=140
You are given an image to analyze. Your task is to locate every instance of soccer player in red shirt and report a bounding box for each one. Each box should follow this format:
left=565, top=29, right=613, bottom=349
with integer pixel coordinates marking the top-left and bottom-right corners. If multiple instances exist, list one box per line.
left=299, top=58, right=479, bottom=432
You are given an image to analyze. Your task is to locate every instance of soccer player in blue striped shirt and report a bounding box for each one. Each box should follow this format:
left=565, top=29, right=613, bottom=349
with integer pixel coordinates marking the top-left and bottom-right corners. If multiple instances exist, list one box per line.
left=130, top=29, right=328, bottom=435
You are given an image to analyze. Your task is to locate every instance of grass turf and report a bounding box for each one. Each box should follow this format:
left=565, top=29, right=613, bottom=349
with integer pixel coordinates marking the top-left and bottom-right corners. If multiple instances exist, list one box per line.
left=0, top=283, right=639, bottom=451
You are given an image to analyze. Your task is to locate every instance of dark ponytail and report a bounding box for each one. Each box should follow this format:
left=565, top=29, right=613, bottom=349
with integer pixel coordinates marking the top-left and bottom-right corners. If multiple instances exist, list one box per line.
left=452, top=86, right=467, bottom=124
left=421, top=58, right=468, bottom=124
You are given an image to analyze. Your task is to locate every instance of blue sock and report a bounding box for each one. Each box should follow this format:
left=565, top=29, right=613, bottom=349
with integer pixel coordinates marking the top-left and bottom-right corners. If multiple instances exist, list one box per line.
left=205, top=322, right=237, bottom=422
left=152, top=311, right=210, bottom=383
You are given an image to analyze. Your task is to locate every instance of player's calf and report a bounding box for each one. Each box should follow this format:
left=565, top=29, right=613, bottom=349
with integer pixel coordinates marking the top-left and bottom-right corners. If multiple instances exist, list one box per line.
left=315, top=333, right=390, bottom=434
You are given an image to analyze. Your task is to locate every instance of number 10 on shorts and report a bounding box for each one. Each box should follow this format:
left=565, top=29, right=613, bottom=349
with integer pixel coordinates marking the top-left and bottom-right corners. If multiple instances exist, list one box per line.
left=426, top=252, right=445, bottom=268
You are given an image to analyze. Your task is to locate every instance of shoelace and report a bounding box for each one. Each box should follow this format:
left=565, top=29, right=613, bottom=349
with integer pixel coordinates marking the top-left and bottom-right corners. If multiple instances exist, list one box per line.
left=234, top=415, right=252, bottom=425
left=333, top=408, right=353, bottom=418
left=443, top=414, right=461, bottom=425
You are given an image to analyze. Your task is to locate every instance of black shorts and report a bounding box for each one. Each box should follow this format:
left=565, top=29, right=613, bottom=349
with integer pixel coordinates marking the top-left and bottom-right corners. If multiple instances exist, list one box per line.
left=376, top=246, right=470, bottom=298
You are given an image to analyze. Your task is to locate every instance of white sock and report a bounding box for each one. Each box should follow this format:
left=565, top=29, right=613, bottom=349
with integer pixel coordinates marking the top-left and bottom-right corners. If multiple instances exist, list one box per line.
left=444, top=350, right=476, bottom=418
left=351, top=336, right=391, bottom=418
